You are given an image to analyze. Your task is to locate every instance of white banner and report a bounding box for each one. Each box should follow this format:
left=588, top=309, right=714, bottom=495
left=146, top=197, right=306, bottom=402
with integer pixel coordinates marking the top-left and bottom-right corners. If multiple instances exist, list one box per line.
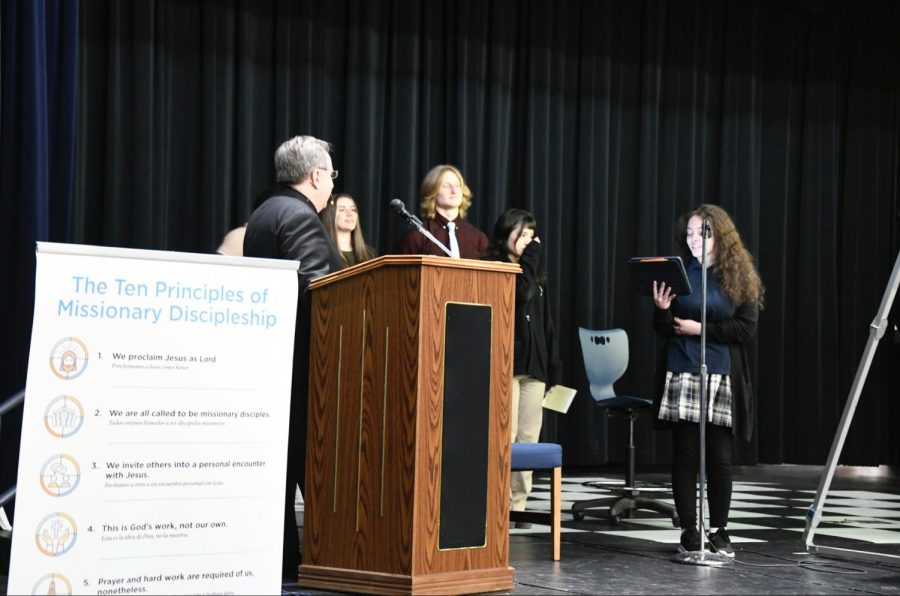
left=9, top=242, right=299, bottom=595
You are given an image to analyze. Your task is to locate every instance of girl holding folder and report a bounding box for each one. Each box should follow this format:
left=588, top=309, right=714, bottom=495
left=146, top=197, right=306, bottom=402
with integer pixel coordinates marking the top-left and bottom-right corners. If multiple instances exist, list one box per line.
left=652, top=204, right=764, bottom=557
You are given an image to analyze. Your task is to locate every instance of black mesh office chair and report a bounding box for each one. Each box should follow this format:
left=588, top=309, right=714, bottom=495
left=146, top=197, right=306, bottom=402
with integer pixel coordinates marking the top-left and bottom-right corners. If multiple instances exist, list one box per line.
left=571, top=327, right=679, bottom=526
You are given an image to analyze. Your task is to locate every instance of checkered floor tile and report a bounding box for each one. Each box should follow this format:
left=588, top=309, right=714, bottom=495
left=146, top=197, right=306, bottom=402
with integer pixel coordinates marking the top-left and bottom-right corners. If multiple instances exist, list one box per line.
left=513, top=474, right=900, bottom=549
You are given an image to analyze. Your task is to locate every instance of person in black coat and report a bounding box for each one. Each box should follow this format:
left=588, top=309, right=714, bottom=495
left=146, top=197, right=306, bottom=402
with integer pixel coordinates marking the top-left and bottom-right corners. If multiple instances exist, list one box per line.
left=243, top=135, right=346, bottom=581
left=651, top=204, right=764, bottom=558
left=485, top=208, right=562, bottom=519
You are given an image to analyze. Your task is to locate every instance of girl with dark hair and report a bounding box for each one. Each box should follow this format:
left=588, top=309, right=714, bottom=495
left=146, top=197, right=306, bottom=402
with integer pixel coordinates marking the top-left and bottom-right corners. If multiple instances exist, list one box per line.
left=485, top=208, right=562, bottom=521
left=320, top=193, right=377, bottom=266
left=651, top=204, right=765, bottom=558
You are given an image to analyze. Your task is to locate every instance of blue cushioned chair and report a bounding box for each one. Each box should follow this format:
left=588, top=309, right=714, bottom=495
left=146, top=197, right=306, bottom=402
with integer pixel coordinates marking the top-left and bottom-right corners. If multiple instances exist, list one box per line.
left=510, top=442, right=562, bottom=561
left=571, top=328, right=679, bottom=526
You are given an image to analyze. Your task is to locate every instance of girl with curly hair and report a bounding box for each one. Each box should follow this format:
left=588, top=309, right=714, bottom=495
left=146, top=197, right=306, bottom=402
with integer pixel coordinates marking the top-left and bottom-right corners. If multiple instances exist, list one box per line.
left=651, top=204, right=764, bottom=558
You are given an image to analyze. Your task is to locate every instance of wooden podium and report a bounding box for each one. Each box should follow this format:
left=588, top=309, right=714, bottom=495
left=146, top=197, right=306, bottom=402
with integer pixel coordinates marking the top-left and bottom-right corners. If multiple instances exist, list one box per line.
left=299, top=255, right=519, bottom=595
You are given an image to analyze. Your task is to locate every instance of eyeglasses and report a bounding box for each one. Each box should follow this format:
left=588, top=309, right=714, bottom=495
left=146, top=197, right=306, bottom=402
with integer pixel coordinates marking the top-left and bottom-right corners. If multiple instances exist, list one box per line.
left=318, top=168, right=339, bottom=180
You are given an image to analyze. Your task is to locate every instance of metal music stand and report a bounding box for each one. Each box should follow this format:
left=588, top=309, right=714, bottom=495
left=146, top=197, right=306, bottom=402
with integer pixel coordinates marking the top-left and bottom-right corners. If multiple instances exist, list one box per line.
left=802, top=251, right=900, bottom=564
left=671, top=217, right=732, bottom=567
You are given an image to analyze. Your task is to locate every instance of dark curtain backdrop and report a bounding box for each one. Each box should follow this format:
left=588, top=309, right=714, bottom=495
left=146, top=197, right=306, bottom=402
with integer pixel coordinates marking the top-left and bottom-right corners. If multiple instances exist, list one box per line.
left=0, top=0, right=79, bottom=531
left=67, top=0, right=900, bottom=467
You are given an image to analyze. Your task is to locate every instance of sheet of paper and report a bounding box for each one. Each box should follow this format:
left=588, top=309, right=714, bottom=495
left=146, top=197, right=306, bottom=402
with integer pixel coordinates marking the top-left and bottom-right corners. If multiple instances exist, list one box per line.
left=542, top=384, right=578, bottom=414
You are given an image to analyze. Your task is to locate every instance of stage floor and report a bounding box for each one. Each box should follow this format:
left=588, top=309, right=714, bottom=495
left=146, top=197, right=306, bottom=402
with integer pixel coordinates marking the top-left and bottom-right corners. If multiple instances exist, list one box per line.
left=289, top=463, right=900, bottom=595
left=3, top=464, right=900, bottom=595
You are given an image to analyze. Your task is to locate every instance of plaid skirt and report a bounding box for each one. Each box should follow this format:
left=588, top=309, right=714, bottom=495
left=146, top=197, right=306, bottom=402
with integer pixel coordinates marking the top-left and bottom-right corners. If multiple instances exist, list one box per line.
left=658, top=371, right=733, bottom=428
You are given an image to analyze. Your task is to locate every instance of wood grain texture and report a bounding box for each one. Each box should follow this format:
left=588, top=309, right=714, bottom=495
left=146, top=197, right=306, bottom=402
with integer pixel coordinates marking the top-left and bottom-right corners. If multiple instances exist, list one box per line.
left=298, top=564, right=515, bottom=595
left=309, top=255, right=519, bottom=290
left=413, top=265, right=514, bottom=575
left=302, top=258, right=515, bottom=594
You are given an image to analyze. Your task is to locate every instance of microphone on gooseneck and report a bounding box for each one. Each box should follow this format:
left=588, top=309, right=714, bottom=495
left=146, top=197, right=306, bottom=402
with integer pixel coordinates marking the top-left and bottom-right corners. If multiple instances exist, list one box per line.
left=389, top=198, right=453, bottom=257
left=390, top=198, right=423, bottom=228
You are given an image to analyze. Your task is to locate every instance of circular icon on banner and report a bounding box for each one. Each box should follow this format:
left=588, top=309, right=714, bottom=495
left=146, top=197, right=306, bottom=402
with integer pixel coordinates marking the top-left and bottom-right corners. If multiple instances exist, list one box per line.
left=49, top=338, right=89, bottom=381
left=35, top=512, right=77, bottom=557
left=44, top=396, right=85, bottom=439
left=31, top=573, right=73, bottom=595
left=40, top=455, right=81, bottom=497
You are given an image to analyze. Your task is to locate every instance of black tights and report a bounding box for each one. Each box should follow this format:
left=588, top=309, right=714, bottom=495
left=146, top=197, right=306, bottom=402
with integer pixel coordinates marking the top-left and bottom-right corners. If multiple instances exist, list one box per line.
left=672, top=422, right=733, bottom=530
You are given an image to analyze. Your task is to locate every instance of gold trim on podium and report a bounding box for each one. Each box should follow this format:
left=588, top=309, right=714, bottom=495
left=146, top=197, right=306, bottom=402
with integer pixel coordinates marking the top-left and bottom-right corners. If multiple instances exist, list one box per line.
left=381, top=326, right=390, bottom=518
left=437, top=301, right=492, bottom=553
left=333, top=325, right=343, bottom=513
left=356, top=309, right=367, bottom=532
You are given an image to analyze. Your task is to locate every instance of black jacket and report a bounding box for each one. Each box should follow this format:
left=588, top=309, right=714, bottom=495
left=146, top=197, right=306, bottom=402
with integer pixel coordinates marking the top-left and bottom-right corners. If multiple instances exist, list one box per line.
left=243, top=185, right=346, bottom=294
left=487, top=241, right=562, bottom=385
left=242, top=185, right=346, bottom=493
left=652, top=300, right=758, bottom=442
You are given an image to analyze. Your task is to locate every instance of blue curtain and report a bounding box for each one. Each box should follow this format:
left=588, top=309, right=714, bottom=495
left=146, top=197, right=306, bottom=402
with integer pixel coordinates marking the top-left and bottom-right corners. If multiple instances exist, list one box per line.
left=72, top=0, right=900, bottom=466
left=0, top=0, right=78, bottom=531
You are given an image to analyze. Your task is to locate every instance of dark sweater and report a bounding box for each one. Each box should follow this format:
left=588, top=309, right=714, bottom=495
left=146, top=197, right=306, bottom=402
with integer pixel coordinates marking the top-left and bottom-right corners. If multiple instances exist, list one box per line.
left=398, top=211, right=488, bottom=258
left=665, top=259, right=734, bottom=375
left=652, top=298, right=759, bottom=442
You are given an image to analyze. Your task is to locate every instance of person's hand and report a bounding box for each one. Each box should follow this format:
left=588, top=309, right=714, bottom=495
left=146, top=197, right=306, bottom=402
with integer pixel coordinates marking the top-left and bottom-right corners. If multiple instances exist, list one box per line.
left=673, top=317, right=701, bottom=336
left=652, top=280, right=674, bottom=310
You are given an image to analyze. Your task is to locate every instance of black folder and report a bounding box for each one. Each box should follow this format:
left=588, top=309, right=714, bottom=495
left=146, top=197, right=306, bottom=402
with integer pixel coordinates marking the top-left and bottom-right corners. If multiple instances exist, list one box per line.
left=628, top=256, right=692, bottom=296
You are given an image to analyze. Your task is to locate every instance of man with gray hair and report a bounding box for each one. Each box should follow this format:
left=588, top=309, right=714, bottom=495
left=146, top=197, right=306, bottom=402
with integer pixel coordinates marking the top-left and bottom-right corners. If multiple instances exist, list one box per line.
left=246, top=135, right=344, bottom=289
left=244, top=135, right=345, bottom=581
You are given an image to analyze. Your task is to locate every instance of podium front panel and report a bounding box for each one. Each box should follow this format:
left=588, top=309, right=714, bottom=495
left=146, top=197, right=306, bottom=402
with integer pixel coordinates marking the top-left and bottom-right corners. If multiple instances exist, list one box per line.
left=439, top=303, right=492, bottom=550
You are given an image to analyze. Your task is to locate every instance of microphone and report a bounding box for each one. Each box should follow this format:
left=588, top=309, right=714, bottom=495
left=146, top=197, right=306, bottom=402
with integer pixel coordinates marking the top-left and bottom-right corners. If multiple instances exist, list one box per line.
left=390, top=198, right=423, bottom=228
left=389, top=198, right=453, bottom=257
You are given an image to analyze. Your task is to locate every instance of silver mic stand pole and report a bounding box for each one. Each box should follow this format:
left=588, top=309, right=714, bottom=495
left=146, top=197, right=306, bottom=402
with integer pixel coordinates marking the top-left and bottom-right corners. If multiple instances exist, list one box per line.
left=672, top=216, right=732, bottom=567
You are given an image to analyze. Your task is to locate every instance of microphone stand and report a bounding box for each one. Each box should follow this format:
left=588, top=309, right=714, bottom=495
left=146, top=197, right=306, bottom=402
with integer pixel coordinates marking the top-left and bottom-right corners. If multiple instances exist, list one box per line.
left=392, top=201, right=454, bottom=257
left=409, top=219, right=453, bottom=257
left=672, top=216, right=732, bottom=567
